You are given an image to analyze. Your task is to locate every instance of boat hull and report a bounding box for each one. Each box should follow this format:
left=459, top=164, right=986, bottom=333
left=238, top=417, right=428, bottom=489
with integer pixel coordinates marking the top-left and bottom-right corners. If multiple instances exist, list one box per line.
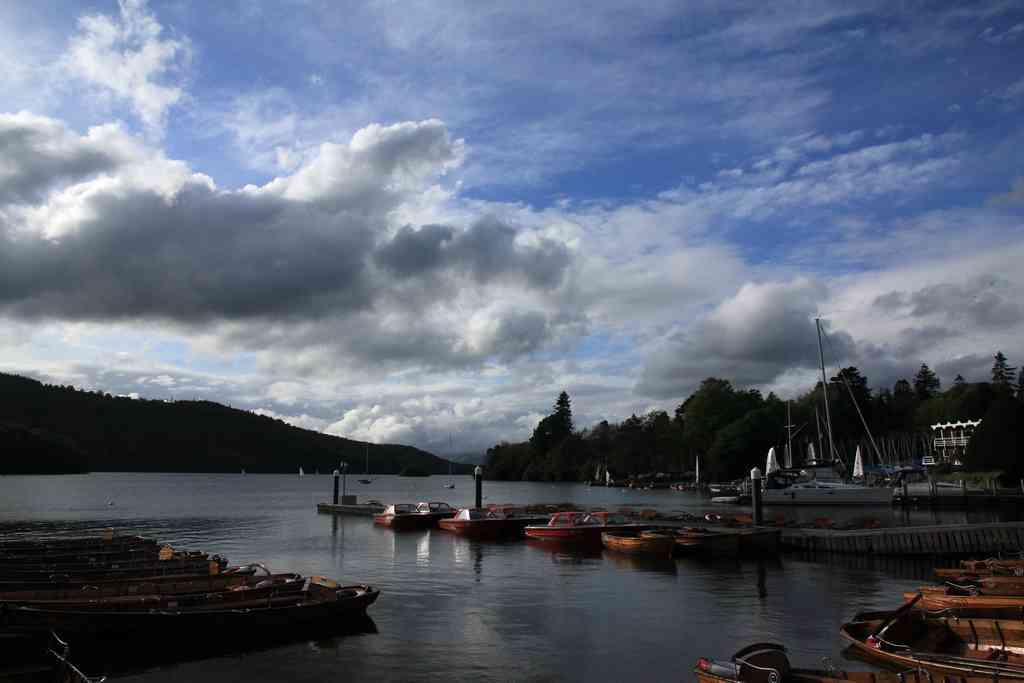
left=1, top=584, right=380, bottom=637
left=373, top=514, right=431, bottom=531
left=764, top=486, right=893, bottom=505
left=525, top=524, right=648, bottom=545
left=603, top=532, right=674, bottom=556
left=438, top=517, right=548, bottom=538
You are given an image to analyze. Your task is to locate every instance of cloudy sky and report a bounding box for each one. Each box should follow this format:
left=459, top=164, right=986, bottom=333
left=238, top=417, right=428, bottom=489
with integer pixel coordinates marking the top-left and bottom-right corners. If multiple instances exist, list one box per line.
left=2, top=1, right=1023, bottom=455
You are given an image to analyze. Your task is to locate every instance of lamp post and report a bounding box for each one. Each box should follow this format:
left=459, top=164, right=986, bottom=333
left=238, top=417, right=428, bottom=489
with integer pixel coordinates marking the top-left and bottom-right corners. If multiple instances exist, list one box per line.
left=340, top=461, right=349, bottom=502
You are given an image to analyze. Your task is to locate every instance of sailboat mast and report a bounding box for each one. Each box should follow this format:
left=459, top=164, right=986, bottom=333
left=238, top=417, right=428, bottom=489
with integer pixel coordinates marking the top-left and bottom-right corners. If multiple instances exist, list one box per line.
left=784, top=401, right=793, bottom=469
left=814, top=406, right=824, bottom=465
left=816, top=318, right=837, bottom=462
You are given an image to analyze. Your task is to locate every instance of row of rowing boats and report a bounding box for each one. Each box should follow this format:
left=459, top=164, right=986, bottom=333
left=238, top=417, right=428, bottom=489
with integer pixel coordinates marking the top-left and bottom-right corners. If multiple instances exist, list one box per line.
left=0, top=531, right=379, bottom=679
left=695, top=555, right=1024, bottom=683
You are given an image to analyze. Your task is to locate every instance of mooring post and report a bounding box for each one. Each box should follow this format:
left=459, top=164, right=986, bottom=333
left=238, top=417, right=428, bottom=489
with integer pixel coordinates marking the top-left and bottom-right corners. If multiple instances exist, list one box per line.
left=332, top=469, right=340, bottom=505
left=751, top=467, right=763, bottom=526
left=902, top=480, right=908, bottom=505
left=340, top=461, right=348, bottom=501
left=474, top=465, right=483, bottom=509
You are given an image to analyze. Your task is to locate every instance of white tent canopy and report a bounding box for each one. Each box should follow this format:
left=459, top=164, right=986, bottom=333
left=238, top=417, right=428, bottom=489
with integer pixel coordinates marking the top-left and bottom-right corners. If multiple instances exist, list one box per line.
left=766, top=447, right=780, bottom=475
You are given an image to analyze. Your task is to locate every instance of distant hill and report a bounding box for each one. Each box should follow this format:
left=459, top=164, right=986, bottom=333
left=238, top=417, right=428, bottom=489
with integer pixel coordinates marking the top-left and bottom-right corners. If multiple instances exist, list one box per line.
left=0, top=372, right=466, bottom=475
left=446, top=452, right=487, bottom=466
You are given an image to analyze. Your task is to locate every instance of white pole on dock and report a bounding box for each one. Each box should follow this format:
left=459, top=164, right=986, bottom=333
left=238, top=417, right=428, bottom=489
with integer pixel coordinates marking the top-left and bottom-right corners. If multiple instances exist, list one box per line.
left=751, top=467, right=763, bottom=526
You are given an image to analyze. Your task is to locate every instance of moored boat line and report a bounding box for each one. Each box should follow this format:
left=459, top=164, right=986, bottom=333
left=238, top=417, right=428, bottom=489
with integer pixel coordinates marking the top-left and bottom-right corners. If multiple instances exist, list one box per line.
left=0, top=531, right=380, bottom=673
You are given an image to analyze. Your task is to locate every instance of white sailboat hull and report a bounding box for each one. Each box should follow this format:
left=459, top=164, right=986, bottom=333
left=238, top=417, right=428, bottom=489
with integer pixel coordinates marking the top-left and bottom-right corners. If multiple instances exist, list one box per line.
left=764, top=484, right=892, bottom=506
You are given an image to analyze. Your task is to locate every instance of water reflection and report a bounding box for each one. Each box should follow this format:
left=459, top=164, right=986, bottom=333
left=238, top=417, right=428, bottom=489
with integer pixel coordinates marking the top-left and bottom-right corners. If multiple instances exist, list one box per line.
left=416, top=531, right=430, bottom=566
left=602, top=552, right=678, bottom=575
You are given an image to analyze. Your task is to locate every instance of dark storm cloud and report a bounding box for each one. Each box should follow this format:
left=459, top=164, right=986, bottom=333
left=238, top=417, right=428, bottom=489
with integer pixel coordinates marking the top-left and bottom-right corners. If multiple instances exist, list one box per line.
left=0, top=115, right=576, bottom=367
left=872, top=277, right=1022, bottom=329
left=374, top=217, right=570, bottom=289
left=0, top=183, right=375, bottom=322
left=0, top=114, right=120, bottom=204
left=636, top=279, right=857, bottom=399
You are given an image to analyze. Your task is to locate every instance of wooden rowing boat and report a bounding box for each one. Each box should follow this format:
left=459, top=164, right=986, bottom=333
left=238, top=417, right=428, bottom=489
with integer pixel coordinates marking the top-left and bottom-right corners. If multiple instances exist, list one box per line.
left=602, top=531, right=674, bottom=556
left=695, top=642, right=1000, bottom=683
left=0, top=534, right=154, bottom=554
left=0, top=540, right=160, bottom=564
left=926, top=576, right=1024, bottom=596
left=840, top=597, right=1024, bottom=678
left=0, top=570, right=304, bottom=606
left=907, top=587, right=1024, bottom=610
left=667, top=527, right=739, bottom=556
left=0, top=579, right=379, bottom=637
left=0, top=548, right=212, bottom=573
left=0, top=556, right=224, bottom=582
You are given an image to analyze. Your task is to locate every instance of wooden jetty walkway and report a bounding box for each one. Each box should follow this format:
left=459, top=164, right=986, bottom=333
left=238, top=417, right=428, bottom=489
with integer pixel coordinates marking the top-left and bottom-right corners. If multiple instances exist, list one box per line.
left=317, top=502, right=384, bottom=516
left=780, top=521, right=1024, bottom=556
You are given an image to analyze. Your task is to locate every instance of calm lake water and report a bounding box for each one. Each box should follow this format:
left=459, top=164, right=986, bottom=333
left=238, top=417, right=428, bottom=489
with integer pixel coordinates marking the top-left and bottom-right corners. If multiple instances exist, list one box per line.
left=0, top=473, right=1020, bottom=682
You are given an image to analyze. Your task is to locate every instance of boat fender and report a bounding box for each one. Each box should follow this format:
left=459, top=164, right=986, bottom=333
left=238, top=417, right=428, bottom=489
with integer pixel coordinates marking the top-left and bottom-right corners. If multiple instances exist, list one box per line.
left=704, top=513, right=721, bottom=523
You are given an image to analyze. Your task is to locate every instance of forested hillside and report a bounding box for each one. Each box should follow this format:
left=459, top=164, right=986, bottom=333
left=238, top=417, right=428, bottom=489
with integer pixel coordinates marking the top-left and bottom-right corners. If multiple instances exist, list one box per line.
left=0, top=373, right=458, bottom=475
left=486, top=352, right=1024, bottom=483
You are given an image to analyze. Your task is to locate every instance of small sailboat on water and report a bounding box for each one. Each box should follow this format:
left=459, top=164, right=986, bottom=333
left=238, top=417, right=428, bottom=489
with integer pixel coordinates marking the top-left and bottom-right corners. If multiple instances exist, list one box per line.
left=443, top=434, right=456, bottom=489
left=358, top=445, right=373, bottom=485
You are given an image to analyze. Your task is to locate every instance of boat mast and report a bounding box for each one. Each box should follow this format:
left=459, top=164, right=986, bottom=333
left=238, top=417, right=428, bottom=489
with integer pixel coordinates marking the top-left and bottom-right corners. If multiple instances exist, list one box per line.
left=815, top=318, right=837, bottom=463
left=785, top=401, right=794, bottom=469
left=814, top=406, right=824, bottom=465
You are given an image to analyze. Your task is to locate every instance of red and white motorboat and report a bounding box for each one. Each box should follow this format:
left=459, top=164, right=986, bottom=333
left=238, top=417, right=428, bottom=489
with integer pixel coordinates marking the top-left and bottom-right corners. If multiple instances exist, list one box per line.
left=373, top=504, right=428, bottom=531
left=438, top=507, right=550, bottom=538
left=414, top=501, right=458, bottom=527
left=524, top=511, right=648, bottom=544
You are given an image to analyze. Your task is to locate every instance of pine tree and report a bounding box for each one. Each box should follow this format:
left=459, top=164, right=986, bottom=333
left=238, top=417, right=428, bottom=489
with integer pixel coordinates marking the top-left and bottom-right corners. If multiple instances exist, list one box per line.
left=992, top=351, right=1017, bottom=388
left=954, top=374, right=966, bottom=388
left=553, top=391, right=574, bottom=436
left=913, top=363, right=941, bottom=400
left=1016, top=373, right=1024, bottom=403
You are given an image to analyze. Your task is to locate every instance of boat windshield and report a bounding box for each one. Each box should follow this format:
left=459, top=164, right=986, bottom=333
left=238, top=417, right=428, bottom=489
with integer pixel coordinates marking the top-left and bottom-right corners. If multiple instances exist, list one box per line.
left=455, top=508, right=485, bottom=521
left=388, top=504, right=416, bottom=514
left=547, top=512, right=584, bottom=527
left=418, top=501, right=453, bottom=513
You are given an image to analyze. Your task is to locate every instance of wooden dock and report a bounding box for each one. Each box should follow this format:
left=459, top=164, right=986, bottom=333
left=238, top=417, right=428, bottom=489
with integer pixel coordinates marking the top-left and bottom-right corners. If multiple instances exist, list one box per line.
left=316, top=502, right=384, bottom=516
left=780, top=521, right=1024, bottom=556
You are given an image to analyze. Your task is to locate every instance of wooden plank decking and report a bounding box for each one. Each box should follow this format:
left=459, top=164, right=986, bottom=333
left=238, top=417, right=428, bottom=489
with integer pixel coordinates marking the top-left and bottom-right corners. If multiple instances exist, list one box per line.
left=780, top=521, right=1024, bottom=556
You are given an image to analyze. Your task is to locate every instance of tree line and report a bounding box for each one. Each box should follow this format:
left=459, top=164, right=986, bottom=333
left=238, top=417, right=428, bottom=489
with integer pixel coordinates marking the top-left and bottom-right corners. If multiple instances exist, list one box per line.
left=485, top=352, right=1024, bottom=483
left=0, top=372, right=466, bottom=475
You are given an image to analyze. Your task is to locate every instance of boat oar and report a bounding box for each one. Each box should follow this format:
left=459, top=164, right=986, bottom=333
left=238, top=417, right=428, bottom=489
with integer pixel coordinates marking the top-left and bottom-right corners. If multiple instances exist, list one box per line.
left=872, top=593, right=922, bottom=638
